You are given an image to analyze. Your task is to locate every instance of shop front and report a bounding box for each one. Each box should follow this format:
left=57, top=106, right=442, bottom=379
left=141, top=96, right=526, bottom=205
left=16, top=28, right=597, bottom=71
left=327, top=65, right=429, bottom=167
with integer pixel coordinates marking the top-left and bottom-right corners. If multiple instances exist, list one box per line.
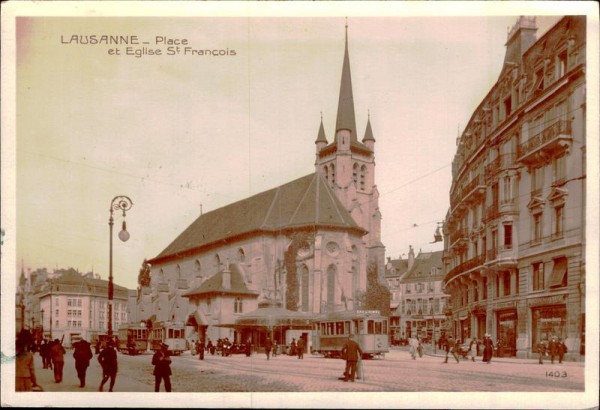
left=532, top=304, right=567, bottom=351
left=496, top=310, right=517, bottom=357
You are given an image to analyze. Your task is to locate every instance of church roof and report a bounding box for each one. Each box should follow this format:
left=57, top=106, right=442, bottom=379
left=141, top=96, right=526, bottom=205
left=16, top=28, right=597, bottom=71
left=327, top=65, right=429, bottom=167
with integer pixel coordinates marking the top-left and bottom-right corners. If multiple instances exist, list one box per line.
left=149, top=173, right=365, bottom=264
left=335, top=24, right=357, bottom=141
left=182, top=264, right=259, bottom=297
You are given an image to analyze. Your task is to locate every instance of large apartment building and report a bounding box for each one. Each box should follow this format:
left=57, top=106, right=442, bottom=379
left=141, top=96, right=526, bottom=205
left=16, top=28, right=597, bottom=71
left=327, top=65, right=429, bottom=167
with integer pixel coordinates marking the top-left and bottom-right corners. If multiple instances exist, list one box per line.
left=442, top=16, right=586, bottom=360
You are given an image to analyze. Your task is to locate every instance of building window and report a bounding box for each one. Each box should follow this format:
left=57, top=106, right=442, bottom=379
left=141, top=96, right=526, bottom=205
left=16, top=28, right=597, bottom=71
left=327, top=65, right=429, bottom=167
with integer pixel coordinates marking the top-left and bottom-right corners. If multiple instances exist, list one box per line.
left=234, top=297, right=243, bottom=313
left=552, top=155, right=566, bottom=185
left=515, top=269, right=520, bottom=295
left=353, top=163, right=359, bottom=185
left=360, top=165, right=367, bottom=190
left=330, top=164, right=336, bottom=185
left=55, top=320, right=59, bottom=327
left=532, top=166, right=543, bottom=196
left=553, top=205, right=564, bottom=239
left=68, top=320, right=72, bottom=327
left=215, top=254, right=221, bottom=269
left=324, top=165, right=329, bottom=182
left=195, top=259, right=202, bottom=273
left=533, top=262, right=545, bottom=291
left=473, top=282, right=479, bottom=302
left=482, top=277, right=488, bottom=300
left=504, top=95, right=512, bottom=117
left=503, top=176, right=511, bottom=202
left=556, top=50, right=567, bottom=79
left=532, top=212, right=543, bottom=245
left=503, top=224, right=513, bottom=249
left=503, top=272, right=511, bottom=296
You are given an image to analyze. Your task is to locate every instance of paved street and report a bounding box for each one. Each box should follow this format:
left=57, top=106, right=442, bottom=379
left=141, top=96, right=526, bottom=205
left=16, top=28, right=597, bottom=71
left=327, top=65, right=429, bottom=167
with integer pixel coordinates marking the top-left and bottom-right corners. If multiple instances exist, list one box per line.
left=33, top=347, right=584, bottom=393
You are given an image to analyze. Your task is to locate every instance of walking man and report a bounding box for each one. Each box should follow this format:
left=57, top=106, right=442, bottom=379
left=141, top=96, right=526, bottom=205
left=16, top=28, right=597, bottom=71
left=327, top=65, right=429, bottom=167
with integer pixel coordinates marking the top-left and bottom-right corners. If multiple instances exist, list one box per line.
left=548, top=336, right=558, bottom=364
left=297, top=338, right=305, bottom=359
left=536, top=340, right=547, bottom=365
left=557, top=338, right=568, bottom=363
left=73, top=339, right=93, bottom=387
left=444, top=335, right=460, bottom=364
left=264, top=336, right=273, bottom=360
left=152, top=343, right=172, bottom=392
left=98, top=340, right=118, bottom=392
left=197, top=339, right=205, bottom=360
left=15, top=337, right=38, bottom=392
left=482, top=334, right=495, bottom=364
left=50, top=339, right=66, bottom=383
left=339, top=334, right=362, bottom=382
left=408, top=337, right=419, bottom=360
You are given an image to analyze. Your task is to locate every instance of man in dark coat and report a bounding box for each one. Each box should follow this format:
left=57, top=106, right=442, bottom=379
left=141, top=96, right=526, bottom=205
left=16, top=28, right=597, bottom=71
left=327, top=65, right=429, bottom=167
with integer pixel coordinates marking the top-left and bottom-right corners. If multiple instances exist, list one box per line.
left=548, top=336, right=558, bottom=364
left=339, top=334, right=362, bottom=382
left=40, top=339, right=52, bottom=369
left=98, top=340, right=118, bottom=392
left=264, top=336, right=273, bottom=360
left=297, top=338, right=305, bottom=359
left=482, top=334, right=495, bottom=363
left=73, top=339, right=94, bottom=387
left=196, top=339, right=205, bottom=360
left=557, top=338, right=568, bottom=363
left=152, top=343, right=172, bottom=392
left=50, top=338, right=66, bottom=382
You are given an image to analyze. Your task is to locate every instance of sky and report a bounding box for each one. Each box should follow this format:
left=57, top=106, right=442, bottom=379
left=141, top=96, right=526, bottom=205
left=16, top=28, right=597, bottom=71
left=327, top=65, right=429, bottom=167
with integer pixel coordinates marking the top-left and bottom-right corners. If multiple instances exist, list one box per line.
left=2, top=2, right=588, bottom=292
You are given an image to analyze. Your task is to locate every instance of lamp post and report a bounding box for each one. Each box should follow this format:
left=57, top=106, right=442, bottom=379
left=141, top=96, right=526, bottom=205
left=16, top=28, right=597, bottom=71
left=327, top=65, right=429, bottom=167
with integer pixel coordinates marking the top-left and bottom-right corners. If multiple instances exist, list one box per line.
left=41, top=309, right=44, bottom=338
left=108, top=195, right=133, bottom=337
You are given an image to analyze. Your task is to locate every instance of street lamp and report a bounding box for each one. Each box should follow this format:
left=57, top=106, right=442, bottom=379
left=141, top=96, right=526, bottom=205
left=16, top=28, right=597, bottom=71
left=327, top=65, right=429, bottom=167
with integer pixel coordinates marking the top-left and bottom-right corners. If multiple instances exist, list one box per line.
left=108, top=195, right=133, bottom=337
left=41, top=309, right=44, bottom=338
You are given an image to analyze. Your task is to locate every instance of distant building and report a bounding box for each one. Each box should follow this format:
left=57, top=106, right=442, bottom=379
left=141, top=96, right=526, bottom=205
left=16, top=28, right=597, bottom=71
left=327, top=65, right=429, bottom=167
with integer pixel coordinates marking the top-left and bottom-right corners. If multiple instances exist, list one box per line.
left=133, top=24, right=386, bottom=347
left=16, top=267, right=130, bottom=347
left=392, top=247, right=448, bottom=343
left=384, top=256, right=408, bottom=344
left=442, top=16, right=586, bottom=360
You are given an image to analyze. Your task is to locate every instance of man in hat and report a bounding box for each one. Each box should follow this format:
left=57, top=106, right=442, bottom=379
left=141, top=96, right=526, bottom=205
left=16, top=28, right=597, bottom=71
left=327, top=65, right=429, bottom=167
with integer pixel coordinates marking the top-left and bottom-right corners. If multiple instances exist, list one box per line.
left=98, top=340, right=118, bottom=392
left=482, top=334, right=495, bottom=363
left=50, top=338, right=66, bottom=383
left=548, top=336, right=558, bottom=364
left=152, top=343, right=172, bottom=392
left=73, top=338, right=93, bottom=387
left=339, top=334, right=362, bottom=382
left=444, top=335, right=460, bottom=364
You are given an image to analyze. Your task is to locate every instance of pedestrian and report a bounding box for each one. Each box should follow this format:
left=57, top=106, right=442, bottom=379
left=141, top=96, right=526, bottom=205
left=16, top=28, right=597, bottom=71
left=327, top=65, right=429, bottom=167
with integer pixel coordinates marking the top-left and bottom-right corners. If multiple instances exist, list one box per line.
left=73, top=338, right=93, bottom=387
left=408, top=337, right=418, bottom=360
left=482, top=334, right=495, bottom=364
left=417, top=338, right=424, bottom=358
left=536, top=340, right=547, bottom=365
left=272, top=340, right=278, bottom=357
left=152, top=343, right=172, bottom=392
left=40, top=339, right=52, bottom=369
left=98, top=340, right=118, bottom=392
left=297, top=338, right=305, bottom=359
left=557, top=338, right=568, bottom=363
left=245, top=338, right=252, bottom=357
left=468, top=338, right=478, bottom=362
left=444, top=335, right=460, bottom=364
left=264, top=336, right=273, bottom=360
left=207, top=339, right=215, bottom=355
left=197, top=339, right=205, bottom=360
left=548, top=336, right=558, bottom=364
left=15, top=337, right=38, bottom=392
left=49, top=338, right=66, bottom=383
left=339, top=334, right=362, bottom=382
left=290, top=338, right=296, bottom=356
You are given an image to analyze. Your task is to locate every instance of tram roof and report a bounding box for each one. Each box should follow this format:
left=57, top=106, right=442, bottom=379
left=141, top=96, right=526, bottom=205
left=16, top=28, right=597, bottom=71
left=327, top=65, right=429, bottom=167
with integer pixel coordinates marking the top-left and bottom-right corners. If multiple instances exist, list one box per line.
left=313, top=310, right=384, bottom=322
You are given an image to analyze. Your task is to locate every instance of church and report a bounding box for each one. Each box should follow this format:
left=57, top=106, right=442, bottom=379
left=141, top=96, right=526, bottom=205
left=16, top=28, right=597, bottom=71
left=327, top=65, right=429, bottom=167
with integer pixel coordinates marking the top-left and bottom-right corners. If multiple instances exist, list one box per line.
left=131, top=24, right=386, bottom=345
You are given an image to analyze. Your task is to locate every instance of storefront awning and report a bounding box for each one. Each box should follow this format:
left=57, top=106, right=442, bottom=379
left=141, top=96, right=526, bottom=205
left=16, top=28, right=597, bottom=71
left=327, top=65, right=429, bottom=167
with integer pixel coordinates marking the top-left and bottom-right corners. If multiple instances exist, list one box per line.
left=548, top=258, right=567, bottom=288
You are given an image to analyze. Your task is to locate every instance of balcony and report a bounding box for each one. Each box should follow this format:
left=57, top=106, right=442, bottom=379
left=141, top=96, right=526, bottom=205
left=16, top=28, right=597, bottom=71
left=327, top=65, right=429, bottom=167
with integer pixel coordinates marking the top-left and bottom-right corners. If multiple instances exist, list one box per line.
left=485, top=153, right=517, bottom=181
left=518, top=120, right=572, bottom=164
left=449, top=228, right=468, bottom=248
left=483, top=202, right=500, bottom=222
left=461, top=174, right=486, bottom=204
left=444, top=255, right=485, bottom=284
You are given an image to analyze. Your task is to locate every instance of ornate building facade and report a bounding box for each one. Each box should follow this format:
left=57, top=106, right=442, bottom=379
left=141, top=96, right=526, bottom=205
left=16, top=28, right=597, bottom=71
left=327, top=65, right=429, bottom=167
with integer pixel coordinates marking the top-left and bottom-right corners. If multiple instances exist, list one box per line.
left=442, top=16, right=586, bottom=360
left=134, top=25, right=385, bottom=345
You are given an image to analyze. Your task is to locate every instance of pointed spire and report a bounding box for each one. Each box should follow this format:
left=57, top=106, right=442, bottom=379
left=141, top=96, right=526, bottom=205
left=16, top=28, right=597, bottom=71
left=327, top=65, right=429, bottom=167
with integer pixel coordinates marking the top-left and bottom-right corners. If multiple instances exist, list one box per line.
left=315, top=112, right=327, bottom=144
left=363, top=110, right=375, bottom=142
left=335, top=18, right=357, bottom=141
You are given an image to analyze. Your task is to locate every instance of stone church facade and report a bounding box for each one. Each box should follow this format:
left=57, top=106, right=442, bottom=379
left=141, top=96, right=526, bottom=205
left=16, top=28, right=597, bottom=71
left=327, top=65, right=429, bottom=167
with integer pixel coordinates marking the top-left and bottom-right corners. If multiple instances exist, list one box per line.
left=131, top=25, right=385, bottom=343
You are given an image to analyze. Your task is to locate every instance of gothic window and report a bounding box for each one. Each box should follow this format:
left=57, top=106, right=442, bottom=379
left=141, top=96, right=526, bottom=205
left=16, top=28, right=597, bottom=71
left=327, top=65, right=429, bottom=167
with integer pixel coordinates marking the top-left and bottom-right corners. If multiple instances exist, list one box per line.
left=360, top=165, right=367, bottom=190
left=237, top=248, right=245, bottom=262
left=176, top=264, right=181, bottom=279
left=353, top=163, right=359, bottom=185
left=301, top=265, right=309, bottom=312
left=324, top=165, right=329, bottom=182
left=214, top=254, right=221, bottom=269
left=327, top=264, right=337, bottom=310
left=195, top=260, right=202, bottom=276
left=234, top=297, right=243, bottom=313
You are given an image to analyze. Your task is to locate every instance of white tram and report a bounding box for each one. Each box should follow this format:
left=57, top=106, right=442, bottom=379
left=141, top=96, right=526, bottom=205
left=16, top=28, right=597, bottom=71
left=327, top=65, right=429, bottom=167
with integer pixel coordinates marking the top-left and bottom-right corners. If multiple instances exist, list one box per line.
left=311, top=310, right=389, bottom=359
left=148, top=321, right=188, bottom=355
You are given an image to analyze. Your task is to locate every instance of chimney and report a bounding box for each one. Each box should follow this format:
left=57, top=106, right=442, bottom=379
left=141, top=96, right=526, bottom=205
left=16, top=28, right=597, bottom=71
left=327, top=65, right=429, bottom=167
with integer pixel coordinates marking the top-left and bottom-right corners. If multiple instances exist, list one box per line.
left=408, top=245, right=415, bottom=271
left=222, top=264, right=231, bottom=290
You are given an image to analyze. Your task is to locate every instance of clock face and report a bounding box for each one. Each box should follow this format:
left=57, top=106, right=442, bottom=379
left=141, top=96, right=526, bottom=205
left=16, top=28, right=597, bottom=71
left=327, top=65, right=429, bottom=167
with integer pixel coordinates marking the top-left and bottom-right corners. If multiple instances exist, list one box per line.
left=326, top=241, right=340, bottom=256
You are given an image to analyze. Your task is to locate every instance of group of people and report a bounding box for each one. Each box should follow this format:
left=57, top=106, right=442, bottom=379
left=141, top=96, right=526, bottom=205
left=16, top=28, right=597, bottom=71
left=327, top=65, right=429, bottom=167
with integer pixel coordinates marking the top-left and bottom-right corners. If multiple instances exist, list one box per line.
left=536, top=336, right=568, bottom=364
left=408, top=337, right=424, bottom=360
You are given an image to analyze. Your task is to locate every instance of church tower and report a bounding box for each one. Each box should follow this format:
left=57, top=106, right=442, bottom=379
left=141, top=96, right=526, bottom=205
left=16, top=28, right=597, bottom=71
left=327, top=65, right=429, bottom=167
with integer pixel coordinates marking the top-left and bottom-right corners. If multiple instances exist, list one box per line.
left=314, top=22, right=386, bottom=282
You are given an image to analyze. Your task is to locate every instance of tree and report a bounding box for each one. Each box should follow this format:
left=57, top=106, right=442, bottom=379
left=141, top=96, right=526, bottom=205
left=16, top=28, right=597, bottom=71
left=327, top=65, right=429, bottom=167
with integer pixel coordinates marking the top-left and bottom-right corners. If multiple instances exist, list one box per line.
left=138, top=260, right=151, bottom=288
left=364, top=261, right=391, bottom=316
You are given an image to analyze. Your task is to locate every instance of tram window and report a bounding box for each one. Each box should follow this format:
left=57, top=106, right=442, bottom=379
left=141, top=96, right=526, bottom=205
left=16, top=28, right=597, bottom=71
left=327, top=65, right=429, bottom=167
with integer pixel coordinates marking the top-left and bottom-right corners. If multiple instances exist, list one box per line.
left=368, top=320, right=375, bottom=334
left=375, top=321, right=382, bottom=334
left=383, top=320, right=388, bottom=335
left=357, top=320, right=364, bottom=334
left=336, top=321, right=344, bottom=335
left=327, top=322, right=334, bottom=335
left=344, top=321, right=350, bottom=335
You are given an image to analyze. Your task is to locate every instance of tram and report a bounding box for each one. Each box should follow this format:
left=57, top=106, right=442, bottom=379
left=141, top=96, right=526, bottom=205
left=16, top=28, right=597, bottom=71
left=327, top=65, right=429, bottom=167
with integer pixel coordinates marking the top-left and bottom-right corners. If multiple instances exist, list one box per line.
left=311, top=310, right=389, bottom=359
left=148, top=321, right=187, bottom=355
left=117, top=324, right=149, bottom=355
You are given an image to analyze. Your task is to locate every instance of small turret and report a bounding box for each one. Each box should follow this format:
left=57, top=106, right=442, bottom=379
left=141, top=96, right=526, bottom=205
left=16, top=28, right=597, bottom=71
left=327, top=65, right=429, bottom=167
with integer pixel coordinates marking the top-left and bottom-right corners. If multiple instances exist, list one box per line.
left=362, top=111, right=375, bottom=151
left=315, top=114, right=327, bottom=153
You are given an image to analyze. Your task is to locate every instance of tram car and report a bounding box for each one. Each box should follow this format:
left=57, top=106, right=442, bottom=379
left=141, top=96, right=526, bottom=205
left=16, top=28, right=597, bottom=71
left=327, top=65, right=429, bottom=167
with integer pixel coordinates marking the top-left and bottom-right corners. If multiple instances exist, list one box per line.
left=148, top=321, right=188, bottom=355
left=117, top=324, right=149, bottom=355
left=311, top=310, right=389, bottom=359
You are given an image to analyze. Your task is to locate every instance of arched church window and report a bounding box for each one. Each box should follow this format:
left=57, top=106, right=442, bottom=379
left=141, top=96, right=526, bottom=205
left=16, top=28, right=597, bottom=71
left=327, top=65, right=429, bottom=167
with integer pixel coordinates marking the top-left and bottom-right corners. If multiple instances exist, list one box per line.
left=176, top=264, right=181, bottom=279
left=237, top=248, right=245, bottom=262
left=327, top=264, right=337, bottom=310
left=301, top=265, right=309, bottom=312
left=360, top=165, right=367, bottom=190
left=353, top=163, right=359, bottom=185
left=215, top=254, right=221, bottom=269
left=324, top=165, right=329, bottom=182
left=195, top=260, right=202, bottom=278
